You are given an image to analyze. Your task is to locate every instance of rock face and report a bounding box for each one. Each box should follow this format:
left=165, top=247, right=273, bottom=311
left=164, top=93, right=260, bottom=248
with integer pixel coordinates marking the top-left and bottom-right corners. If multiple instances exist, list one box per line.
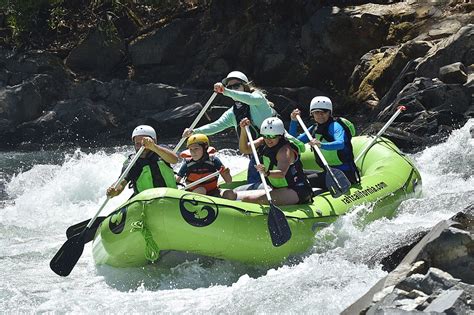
left=0, top=1, right=473, bottom=149
left=342, top=204, right=474, bottom=314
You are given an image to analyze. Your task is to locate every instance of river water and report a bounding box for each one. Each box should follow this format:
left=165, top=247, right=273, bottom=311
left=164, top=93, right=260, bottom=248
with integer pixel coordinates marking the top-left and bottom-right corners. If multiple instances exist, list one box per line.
left=1, top=120, right=473, bottom=313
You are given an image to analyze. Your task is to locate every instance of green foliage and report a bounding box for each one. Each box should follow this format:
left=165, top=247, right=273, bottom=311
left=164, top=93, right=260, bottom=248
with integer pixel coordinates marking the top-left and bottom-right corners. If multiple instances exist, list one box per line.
left=0, top=0, right=59, bottom=45
left=0, top=0, right=200, bottom=48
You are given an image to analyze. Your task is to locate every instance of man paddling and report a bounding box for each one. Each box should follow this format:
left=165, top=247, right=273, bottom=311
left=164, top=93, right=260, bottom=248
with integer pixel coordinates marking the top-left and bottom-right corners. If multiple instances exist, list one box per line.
left=107, top=125, right=178, bottom=198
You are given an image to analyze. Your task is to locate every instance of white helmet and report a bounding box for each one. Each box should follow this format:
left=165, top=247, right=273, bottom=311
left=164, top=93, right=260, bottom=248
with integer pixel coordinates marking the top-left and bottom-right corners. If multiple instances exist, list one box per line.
left=260, top=117, right=286, bottom=136
left=222, top=71, right=249, bottom=85
left=310, top=96, right=333, bottom=113
left=131, top=125, right=156, bottom=141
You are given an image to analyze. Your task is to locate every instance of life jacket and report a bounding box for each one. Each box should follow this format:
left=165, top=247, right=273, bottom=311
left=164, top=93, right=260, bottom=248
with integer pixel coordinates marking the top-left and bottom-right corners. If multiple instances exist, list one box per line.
left=259, top=137, right=310, bottom=189
left=184, top=155, right=220, bottom=193
left=233, top=101, right=260, bottom=140
left=124, top=151, right=177, bottom=196
left=310, top=117, right=360, bottom=182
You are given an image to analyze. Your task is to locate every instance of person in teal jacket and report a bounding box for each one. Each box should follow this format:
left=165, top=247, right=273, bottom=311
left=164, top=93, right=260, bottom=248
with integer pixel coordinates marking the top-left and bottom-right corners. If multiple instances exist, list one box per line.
left=182, top=71, right=275, bottom=187
left=107, top=125, right=178, bottom=198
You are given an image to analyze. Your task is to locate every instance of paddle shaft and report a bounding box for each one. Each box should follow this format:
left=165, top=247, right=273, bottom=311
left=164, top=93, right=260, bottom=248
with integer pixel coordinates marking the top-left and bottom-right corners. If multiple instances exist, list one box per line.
left=182, top=170, right=221, bottom=191
left=354, top=105, right=406, bottom=163
left=244, top=126, right=273, bottom=201
left=85, top=146, right=145, bottom=231
left=173, top=92, right=218, bottom=153
left=295, top=115, right=342, bottom=189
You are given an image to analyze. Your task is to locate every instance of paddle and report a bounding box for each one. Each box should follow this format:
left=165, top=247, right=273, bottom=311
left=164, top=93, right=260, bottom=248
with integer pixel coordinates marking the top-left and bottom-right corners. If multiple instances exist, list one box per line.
left=50, top=146, right=145, bottom=277
left=65, top=169, right=223, bottom=241
left=182, top=169, right=222, bottom=191
left=295, top=115, right=351, bottom=198
left=354, top=105, right=406, bottom=164
left=244, top=125, right=291, bottom=247
left=66, top=216, right=107, bottom=240
left=173, top=92, right=218, bottom=153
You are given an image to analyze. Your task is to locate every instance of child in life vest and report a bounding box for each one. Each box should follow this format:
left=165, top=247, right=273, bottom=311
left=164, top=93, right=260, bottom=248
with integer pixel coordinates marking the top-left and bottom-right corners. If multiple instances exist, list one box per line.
left=176, top=134, right=233, bottom=198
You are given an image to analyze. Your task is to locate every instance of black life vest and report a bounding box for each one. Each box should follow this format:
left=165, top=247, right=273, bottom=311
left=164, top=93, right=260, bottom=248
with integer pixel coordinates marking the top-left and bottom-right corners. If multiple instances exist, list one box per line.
left=233, top=102, right=260, bottom=140
left=124, top=151, right=177, bottom=195
left=258, top=137, right=311, bottom=189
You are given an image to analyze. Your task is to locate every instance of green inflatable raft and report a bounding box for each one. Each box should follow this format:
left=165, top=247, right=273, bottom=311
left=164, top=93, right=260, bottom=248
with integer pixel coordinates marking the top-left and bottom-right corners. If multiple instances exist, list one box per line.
left=92, top=136, right=422, bottom=267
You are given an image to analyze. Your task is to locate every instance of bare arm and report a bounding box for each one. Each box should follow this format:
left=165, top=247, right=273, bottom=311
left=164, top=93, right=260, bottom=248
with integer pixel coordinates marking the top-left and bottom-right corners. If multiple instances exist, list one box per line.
left=220, top=167, right=232, bottom=184
left=238, top=118, right=264, bottom=154
left=268, top=145, right=294, bottom=179
left=143, top=139, right=178, bottom=164
left=154, top=144, right=179, bottom=164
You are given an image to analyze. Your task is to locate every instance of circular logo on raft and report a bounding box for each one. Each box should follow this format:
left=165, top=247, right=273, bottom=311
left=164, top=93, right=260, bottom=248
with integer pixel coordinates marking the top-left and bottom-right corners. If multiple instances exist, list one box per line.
left=179, top=194, right=219, bottom=227
left=108, top=206, right=127, bottom=234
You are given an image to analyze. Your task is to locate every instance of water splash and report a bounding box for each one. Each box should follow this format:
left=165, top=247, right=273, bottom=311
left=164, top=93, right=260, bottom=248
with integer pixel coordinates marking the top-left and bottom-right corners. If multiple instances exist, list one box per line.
left=0, top=120, right=473, bottom=313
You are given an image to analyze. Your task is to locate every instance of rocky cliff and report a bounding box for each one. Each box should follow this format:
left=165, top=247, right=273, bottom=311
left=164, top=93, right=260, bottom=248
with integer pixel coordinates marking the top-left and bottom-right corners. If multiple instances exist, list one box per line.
left=0, top=0, right=472, bottom=149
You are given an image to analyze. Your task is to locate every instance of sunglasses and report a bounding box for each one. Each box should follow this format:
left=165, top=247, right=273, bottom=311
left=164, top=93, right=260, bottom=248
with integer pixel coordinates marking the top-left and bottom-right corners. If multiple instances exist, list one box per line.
left=262, top=134, right=279, bottom=139
left=226, top=83, right=243, bottom=90
left=311, top=109, right=329, bottom=114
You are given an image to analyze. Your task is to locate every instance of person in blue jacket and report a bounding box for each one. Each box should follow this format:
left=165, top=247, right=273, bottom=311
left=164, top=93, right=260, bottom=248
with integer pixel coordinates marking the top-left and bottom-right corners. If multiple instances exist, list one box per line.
left=289, top=96, right=360, bottom=190
left=182, top=71, right=275, bottom=188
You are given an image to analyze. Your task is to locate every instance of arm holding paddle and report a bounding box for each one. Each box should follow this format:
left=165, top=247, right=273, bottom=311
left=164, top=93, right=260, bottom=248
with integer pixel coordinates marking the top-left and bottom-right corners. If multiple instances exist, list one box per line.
left=143, top=137, right=178, bottom=164
left=176, top=92, right=218, bottom=152
left=295, top=115, right=351, bottom=198
left=238, top=118, right=264, bottom=154
left=50, top=146, right=146, bottom=276
left=244, top=124, right=292, bottom=247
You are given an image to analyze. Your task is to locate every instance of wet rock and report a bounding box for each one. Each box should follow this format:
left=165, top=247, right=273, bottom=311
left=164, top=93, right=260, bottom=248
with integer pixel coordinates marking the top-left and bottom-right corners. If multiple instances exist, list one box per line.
left=65, top=28, right=126, bottom=74
left=148, top=102, right=203, bottom=136
left=380, top=232, right=428, bottom=272
left=342, top=204, right=474, bottom=314
left=416, top=24, right=474, bottom=79
left=439, top=62, right=468, bottom=84
left=3, top=50, right=70, bottom=84
left=419, top=268, right=460, bottom=295
left=129, top=18, right=197, bottom=83
left=0, top=80, right=44, bottom=124
left=375, top=76, right=471, bottom=146
left=16, top=98, right=119, bottom=144
left=349, top=40, right=432, bottom=107
left=424, top=289, right=465, bottom=313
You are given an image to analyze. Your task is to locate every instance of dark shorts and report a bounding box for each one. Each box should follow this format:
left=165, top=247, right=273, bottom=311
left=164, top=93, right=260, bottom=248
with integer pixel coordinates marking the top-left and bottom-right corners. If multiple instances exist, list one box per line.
left=247, top=155, right=262, bottom=185
left=207, top=188, right=221, bottom=197
left=290, top=185, right=313, bottom=204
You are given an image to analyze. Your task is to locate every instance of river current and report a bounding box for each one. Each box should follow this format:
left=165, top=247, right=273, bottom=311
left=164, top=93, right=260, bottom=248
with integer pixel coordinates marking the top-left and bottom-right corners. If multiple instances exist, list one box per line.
left=0, top=119, right=472, bottom=313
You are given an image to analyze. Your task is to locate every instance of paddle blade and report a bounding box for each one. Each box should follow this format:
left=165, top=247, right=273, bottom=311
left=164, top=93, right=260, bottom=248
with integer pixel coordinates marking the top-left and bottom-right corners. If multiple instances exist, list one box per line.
left=66, top=216, right=106, bottom=242
left=325, top=168, right=351, bottom=198
left=267, top=203, right=292, bottom=247
left=50, top=233, right=85, bottom=277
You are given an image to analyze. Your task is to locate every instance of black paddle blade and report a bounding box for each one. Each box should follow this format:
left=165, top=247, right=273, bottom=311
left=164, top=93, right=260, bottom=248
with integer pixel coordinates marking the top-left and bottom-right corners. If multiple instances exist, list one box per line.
left=267, top=203, right=292, bottom=247
left=325, top=168, right=351, bottom=198
left=66, top=216, right=106, bottom=242
left=50, top=233, right=85, bottom=277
